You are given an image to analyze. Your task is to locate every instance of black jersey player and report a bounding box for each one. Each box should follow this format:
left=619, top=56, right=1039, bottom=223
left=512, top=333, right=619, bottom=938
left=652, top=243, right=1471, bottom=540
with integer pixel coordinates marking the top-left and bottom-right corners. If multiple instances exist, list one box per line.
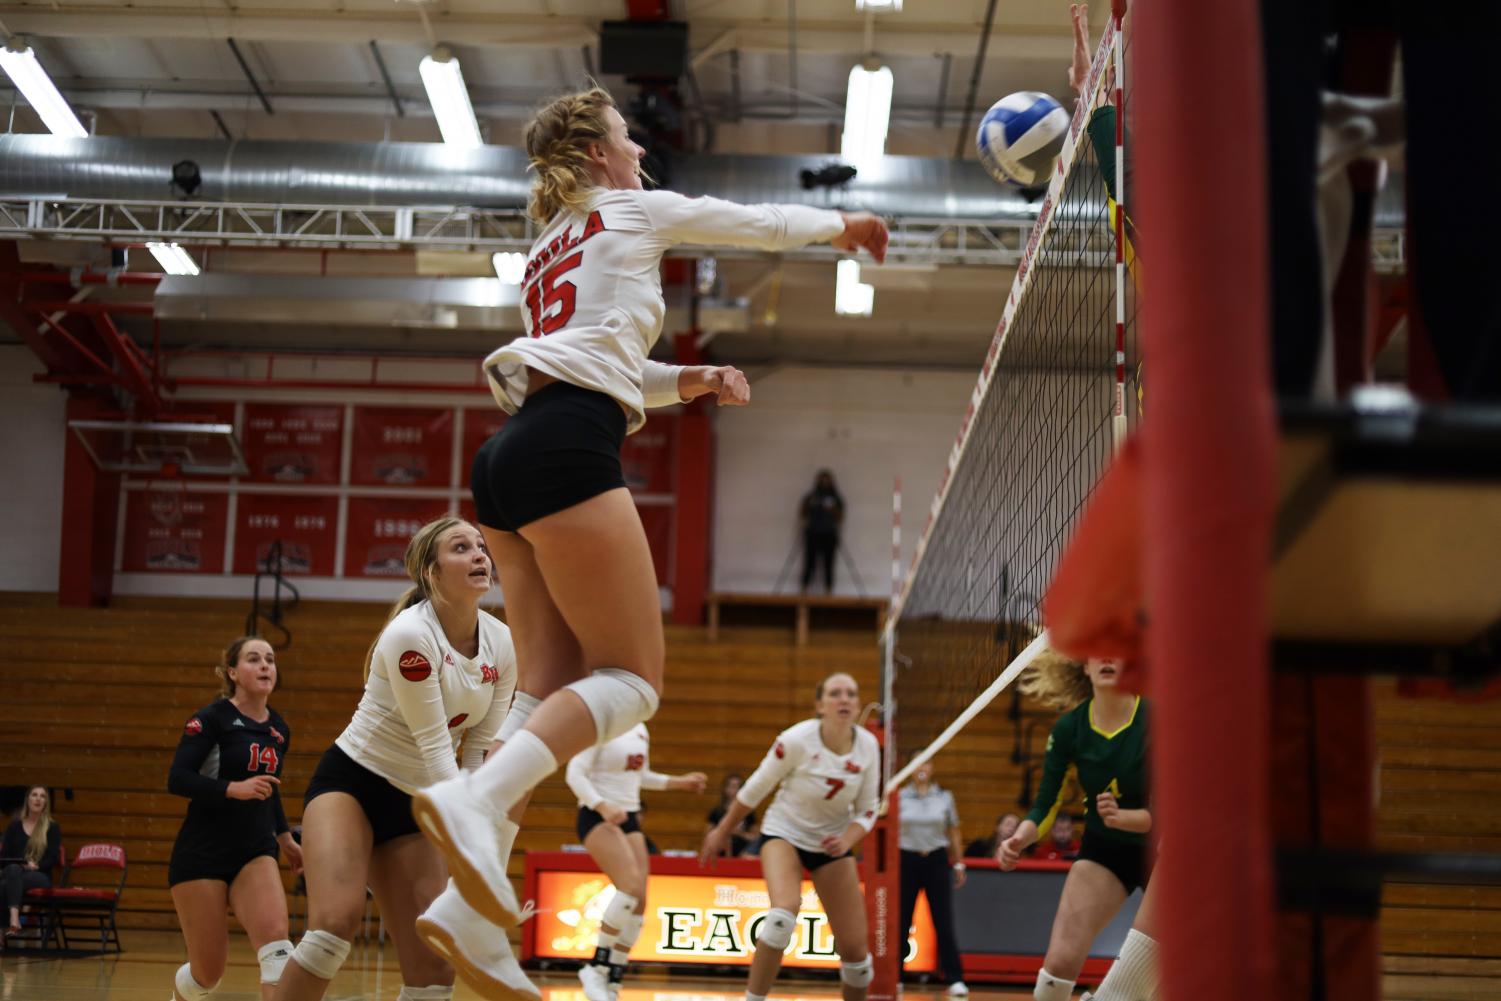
left=168, top=636, right=301, bottom=1001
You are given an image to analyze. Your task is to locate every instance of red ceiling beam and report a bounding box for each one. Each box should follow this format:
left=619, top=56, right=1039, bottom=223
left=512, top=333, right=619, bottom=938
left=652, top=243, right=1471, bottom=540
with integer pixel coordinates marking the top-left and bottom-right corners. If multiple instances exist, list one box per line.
left=89, top=310, right=164, bottom=412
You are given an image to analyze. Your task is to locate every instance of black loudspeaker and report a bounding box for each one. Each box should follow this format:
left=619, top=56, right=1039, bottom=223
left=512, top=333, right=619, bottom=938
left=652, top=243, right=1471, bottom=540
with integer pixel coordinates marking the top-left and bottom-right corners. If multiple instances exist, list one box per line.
left=599, top=20, right=689, bottom=79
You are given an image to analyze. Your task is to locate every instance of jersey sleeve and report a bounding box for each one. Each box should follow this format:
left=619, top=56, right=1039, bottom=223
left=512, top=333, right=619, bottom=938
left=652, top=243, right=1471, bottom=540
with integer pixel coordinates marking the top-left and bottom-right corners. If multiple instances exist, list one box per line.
left=372, top=620, right=461, bottom=786
left=565, top=748, right=605, bottom=809
left=1025, top=714, right=1077, bottom=834
left=271, top=717, right=291, bottom=834
left=641, top=361, right=687, bottom=408
left=639, top=736, right=670, bottom=791
left=850, top=740, right=880, bottom=833
left=736, top=726, right=805, bottom=810
left=167, top=709, right=229, bottom=801
left=461, top=619, right=518, bottom=771
left=638, top=189, right=846, bottom=253
left=270, top=786, right=289, bottom=835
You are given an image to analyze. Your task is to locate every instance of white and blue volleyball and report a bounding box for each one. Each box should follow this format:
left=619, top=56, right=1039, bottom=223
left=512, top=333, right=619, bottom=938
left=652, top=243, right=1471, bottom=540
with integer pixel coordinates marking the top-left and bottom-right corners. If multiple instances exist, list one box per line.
left=976, top=92, right=1069, bottom=188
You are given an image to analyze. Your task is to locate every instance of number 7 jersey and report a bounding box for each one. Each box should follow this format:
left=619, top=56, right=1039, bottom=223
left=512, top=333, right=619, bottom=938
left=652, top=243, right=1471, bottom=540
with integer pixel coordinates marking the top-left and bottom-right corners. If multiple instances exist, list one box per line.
left=484, top=187, right=845, bottom=435
left=738, top=718, right=880, bottom=853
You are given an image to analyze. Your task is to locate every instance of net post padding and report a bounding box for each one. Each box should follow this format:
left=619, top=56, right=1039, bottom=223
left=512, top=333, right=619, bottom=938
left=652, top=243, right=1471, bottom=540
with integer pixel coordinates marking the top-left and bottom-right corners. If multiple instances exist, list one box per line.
left=1136, top=2, right=1277, bottom=1001
left=862, top=783, right=901, bottom=1001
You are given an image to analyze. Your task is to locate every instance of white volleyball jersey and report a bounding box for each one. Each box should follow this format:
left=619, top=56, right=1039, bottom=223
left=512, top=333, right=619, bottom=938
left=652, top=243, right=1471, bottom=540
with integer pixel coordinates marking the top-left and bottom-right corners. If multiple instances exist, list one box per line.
left=564, top=723, right=669, bottom=813
left=336, top=601, right=517, bottom=794
left=738, top=719, right=880, bottom=853
left=483, top=188, right=845, bottom=434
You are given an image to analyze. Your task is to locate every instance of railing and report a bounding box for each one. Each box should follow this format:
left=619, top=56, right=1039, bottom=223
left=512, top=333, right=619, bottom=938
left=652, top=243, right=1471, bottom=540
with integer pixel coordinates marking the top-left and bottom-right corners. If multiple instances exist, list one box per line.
left=245, top=540, right=300, bottom=649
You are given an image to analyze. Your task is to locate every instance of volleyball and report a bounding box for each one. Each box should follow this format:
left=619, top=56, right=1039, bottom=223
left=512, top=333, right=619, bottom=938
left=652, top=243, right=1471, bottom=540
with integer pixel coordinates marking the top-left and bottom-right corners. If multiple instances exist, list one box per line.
left=976, top=91, right=1070, bottom=188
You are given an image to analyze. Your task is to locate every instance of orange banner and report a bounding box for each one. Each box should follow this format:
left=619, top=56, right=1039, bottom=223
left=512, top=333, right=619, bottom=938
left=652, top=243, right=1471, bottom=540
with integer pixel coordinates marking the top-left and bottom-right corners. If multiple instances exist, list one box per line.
left=531, top=870, right=936, bottom=971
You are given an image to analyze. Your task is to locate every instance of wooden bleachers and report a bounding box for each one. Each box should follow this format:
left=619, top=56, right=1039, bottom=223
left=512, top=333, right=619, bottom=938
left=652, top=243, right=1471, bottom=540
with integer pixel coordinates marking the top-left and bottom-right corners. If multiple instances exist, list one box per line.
left=705, top=591, right=888, bottom=646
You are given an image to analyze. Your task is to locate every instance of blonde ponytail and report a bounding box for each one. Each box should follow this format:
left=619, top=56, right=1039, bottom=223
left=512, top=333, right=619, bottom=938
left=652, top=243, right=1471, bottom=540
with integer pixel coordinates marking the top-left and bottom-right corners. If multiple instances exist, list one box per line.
left=363, top=515, right=470, bottom=679
left=523, top=86, right=618, bottom=226
left=1018, top=648, right=1095, bottom=713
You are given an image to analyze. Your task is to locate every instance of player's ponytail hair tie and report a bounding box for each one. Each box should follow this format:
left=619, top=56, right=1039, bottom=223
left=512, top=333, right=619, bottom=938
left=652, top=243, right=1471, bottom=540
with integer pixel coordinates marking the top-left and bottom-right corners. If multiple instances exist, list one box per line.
left=523, top=84, right=617, bottom=226
left=362, top=514, right=477, bottom=680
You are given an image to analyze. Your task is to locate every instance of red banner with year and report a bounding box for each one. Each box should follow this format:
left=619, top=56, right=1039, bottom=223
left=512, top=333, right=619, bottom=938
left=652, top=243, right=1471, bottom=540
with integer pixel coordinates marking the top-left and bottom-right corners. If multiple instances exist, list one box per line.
left=351, top=407, right=454, bottom=487
left=232, top=495, right=339, bottom=576
left=345, top=496, right=453, bottom=578
left=121, top=488, right=228, bottom=574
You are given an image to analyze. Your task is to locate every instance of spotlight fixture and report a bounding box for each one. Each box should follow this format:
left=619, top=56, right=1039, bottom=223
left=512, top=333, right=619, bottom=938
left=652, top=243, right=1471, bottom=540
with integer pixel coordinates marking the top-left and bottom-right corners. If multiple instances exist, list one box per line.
left=800, top=164, right=859, bottom=190
left=171, top=159, right=202, bottom=197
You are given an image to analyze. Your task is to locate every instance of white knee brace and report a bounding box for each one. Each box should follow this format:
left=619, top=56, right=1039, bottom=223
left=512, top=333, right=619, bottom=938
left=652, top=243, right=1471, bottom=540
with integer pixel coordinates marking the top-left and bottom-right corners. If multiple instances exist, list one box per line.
left=601, top=890, right=640, bottom=934
left=291, top=929, right=352, bottom=981
left=756, top=908, right=797, bottom=952
left=257, top=938, right=293, bottom=984
left=396, top=987, right=454, bottom=1001
left=497, top=691, right=541, bottom=743
left=566, top=669, right=660, bottom=744
left=174, top=963, right=218, bottom=1001
left=840, top=954, right=874, bottom=988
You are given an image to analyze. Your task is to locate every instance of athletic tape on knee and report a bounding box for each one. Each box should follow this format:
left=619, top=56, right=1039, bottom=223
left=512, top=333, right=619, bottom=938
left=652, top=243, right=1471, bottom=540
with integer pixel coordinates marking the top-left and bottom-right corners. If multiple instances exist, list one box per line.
left=396, top=986, right=454, bottom=1001
left=840, top=954, right=874, bottom=988
left=174, top=963, right=218, bottom=1000
left=497, top=692, right=541, bottom=743
left=566, top=669, right=660, bottom=744
left=600, top=890, right=639, bottom=936
left=756, top=908, right=797, bottom=952
left=256, top=938, right=293, bottom=984
left=1033, top=968, right=1074, bottom=1001
left=292, top=929, right=352, bottom=981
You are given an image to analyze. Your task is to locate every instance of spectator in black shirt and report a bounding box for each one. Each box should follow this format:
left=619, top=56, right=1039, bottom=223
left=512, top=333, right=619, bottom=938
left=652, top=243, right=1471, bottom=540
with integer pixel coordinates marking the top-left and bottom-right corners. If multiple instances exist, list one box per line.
left=705, top=774, right=758, bottom=857
left=964, top=812, right=1020, bottom=860
left=800, top=470, right=846, bottom=593
left=1, top=786, right=60, bottom=942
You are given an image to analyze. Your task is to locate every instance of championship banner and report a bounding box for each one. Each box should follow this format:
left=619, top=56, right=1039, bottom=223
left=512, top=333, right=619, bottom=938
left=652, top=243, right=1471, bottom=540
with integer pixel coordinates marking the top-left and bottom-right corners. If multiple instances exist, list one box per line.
left=460, top=409, right=508, bottom=487
left=232, top=494, right=339, bottom=576
left=242, top=404, right=343, bottom=485
left=345, top=496, right=453, bottom=578
left=523, top=854, right=936, bottom=972
left=351, top=407, right=454, bottom=487
left=120, top=488, right=228, bottom=574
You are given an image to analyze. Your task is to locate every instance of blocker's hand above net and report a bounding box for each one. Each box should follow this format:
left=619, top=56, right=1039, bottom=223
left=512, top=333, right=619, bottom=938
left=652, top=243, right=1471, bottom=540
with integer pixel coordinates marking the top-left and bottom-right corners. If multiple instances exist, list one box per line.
left=833, top=212, right=889, bottom=264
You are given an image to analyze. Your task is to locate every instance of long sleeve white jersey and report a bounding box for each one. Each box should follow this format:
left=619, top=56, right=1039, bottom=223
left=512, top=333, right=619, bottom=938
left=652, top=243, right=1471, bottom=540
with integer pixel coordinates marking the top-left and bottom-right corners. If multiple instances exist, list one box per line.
left=564, top=723, right=669, bottom=813
left=483, top=188, right=846, bottom=434
left=736, top=719, right=880, bottom=853
left=335, top=601, right=516, bottom=794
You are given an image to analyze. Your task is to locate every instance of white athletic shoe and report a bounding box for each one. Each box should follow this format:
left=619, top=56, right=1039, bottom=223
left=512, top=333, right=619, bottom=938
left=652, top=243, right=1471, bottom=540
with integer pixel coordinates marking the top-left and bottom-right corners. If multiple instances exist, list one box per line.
left=946, top=982, right=970, bottom=997
left=577, top=963, right=613, bottom=1001
left=1079, top=993, right=1095, bottom=1000
left=416, top=882, right=540, bottom=1001
left=411, top=774, right=523, bottom=927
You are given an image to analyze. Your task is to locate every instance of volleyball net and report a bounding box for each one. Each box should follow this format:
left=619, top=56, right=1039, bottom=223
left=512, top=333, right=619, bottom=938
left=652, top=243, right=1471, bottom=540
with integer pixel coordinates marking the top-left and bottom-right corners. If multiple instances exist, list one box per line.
left=884, top=7, right=1138, bottom=789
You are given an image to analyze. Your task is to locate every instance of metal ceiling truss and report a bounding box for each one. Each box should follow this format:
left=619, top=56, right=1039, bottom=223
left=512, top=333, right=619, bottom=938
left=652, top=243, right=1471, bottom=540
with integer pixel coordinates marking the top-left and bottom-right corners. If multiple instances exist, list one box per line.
left=0, top=196, right=1408, bottom=272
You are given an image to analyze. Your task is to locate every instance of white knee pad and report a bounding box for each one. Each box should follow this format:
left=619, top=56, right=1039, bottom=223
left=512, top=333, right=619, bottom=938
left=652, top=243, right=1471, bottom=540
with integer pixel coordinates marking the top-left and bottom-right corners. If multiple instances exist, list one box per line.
left=291, top=929, right=352, bottom=981
left=1033, top=968, right=1074, bottom=1001
left=616, top=909, right=644, bottom=950
left=497, top=691, right=541, bottom=743
left=601, top=889, right=640, bottom=934
left=756, top=908, right=797, bottom=952
left=566, top=669, right=660, bottom=744
left=174, top=963, right=218, bottom=1001
left=256, top=938, right=293, bottom=984
left=840, top=954, right=874, bottom=988
left=396, top=987, right=454, bottom=1001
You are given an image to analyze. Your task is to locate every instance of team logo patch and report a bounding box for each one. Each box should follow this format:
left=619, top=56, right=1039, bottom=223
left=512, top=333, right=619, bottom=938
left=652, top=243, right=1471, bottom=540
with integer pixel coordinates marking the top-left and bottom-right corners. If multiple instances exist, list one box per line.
left=399, top=650, right=432, bottom=682
left=844, top=760, right=862, bottom=774
left=184, top=718, right=203, bottom=735
left=774, top=741, right=785, bottom=759
left=270, top=727, right=285, bottom=745
left=447, top=713, right=469, bottom=729
left=481, top=664, right=499, bottom=685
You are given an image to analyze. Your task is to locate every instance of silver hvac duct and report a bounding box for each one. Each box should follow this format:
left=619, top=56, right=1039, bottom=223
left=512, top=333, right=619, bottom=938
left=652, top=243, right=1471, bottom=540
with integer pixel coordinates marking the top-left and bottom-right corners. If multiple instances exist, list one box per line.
left=0, top=134, right=1040, bottom=219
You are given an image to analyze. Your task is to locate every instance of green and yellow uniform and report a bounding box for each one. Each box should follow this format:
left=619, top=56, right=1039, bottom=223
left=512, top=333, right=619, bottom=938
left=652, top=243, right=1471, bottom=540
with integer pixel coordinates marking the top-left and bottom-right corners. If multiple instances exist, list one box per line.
left=1025, top=695, right=1149, bottom=848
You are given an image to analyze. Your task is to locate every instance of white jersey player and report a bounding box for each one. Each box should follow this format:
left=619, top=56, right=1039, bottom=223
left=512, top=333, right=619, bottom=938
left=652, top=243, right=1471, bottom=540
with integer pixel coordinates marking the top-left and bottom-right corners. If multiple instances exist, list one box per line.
left=699, top=673, right=880, bottom=1001
left=565, top=725, right=706, bottom=1001
left=411, top=84, right=888, bottom=1001
left=276, top=517, right=526, bottom=1001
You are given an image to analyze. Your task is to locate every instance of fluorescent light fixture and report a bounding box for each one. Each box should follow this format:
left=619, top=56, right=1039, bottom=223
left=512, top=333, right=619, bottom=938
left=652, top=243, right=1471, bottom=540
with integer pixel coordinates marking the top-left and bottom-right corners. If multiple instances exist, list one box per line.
left=841, top=61, right=893, bottom=174
left=856, top=0, right=902, bottom=10
left=146, top=242, right=200, bottom=276
left=835, top=259, right=874, bottom=317
left=0, top=38, right=86, bottom=138
left=419, top=47, right=482, bottom=148
left=492, top=251, right=526, bottom=285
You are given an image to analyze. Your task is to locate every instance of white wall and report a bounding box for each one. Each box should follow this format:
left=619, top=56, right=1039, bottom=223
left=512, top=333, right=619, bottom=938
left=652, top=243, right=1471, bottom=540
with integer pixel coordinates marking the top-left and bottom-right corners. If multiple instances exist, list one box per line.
left=712, top=366, right=976, bottom=597
left=0, top=347, right=67, bottom=592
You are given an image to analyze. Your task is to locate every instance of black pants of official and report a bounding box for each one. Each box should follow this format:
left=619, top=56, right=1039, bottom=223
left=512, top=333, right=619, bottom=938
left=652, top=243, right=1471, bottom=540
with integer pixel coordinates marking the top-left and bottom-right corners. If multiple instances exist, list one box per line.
left=899, top=849, right=964, bottom=983
left=801, top=531, right=837, bottom=592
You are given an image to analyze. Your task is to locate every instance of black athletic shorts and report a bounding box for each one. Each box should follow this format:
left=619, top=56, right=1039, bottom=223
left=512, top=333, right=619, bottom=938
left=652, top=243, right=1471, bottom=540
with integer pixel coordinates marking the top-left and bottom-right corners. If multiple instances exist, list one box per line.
left=576, top=806, right=642, bottom=842
left=471, top=381, right=628, bottom=532
left=759, top=835, right=846, bottom=873
left=304, top=743, right=421, bottom=847
left=1075, top=830, right=1152, bottom=893
left=168, top=833, right=278, bottom=887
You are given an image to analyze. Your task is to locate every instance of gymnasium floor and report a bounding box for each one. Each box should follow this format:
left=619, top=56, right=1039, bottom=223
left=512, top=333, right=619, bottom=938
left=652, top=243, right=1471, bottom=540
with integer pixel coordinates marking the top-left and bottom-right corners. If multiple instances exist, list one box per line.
left=0, top=931, right=1492, bottom=1001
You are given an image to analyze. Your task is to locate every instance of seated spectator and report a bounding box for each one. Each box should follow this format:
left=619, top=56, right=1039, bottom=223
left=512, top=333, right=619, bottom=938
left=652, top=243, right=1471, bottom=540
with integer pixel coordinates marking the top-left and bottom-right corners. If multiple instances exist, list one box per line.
left=1032, top=813, right=1081, bottom=862
left=965, top=812, right=1020, bottom=859
left=1, top=786, right=60, bottom=944
left=705, top=773, right=759, bottom=857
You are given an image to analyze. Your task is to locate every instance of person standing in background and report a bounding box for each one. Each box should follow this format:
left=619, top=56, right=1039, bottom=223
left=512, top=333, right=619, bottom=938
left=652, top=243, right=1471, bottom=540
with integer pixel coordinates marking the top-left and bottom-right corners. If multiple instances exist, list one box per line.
left=897, top=762, right=968, bottom=996
left=800, top=470, right=845, bottom=593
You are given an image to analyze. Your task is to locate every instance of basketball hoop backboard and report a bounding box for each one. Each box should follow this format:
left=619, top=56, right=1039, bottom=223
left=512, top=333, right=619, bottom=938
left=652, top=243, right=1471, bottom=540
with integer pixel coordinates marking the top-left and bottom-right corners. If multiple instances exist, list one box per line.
left=68, top=420, right=248, bottom=477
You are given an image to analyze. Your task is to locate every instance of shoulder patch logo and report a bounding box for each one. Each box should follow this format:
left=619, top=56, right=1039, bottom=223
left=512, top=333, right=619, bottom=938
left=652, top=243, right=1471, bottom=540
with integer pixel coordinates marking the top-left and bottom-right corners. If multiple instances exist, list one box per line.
left=399, top=650, right=432, bottom=682
left=270, top=727, right=285, bottom=745
left=774, top=741, right=785, bottom=759
left=184, top=718, right=202, bottom=735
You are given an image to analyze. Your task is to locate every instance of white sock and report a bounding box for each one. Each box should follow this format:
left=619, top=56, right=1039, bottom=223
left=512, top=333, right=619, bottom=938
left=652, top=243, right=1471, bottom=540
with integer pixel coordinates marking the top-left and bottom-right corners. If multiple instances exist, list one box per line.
left=745, top=993, right=767, bottom=1001
left=467, top=730, right=557, bottom=817
left=1034, top=967, right=1075, bottom=1001
left=495, top=817, right=519, bottom=865
left=1092, top=929, right=1159, bottom=1001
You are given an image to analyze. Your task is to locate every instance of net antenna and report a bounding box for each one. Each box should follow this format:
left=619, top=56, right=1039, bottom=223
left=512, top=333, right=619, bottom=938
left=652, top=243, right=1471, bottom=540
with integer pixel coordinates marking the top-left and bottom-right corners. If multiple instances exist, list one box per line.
left=882, top=7, right=1134, bottom=794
